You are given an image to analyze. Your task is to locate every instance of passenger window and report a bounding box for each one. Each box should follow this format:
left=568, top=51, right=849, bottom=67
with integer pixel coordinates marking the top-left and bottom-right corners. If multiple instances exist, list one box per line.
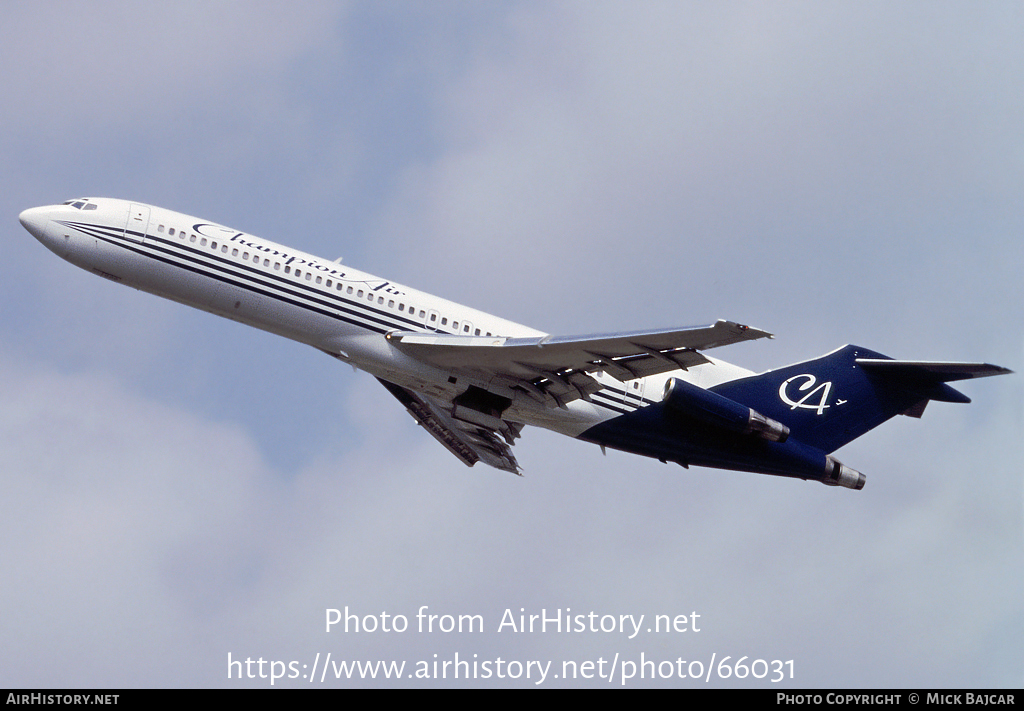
left=430, top=313, right=437, bottom=322
left=316, top=276, right=322, bottom=284
left=388, top=300, right=394, bottom=308
left=201, top=238, right=207, bottom=246
left=158, top=225, right=165, bottom=233
left=232, top=249, right=238, bottom=256
left=211, top=241, right=218, bottom=250
left=475, top=329, right=480, bottom=336
left=169, top=228, right=175, bottom=236
left=274, top=263, right=280, bottom=270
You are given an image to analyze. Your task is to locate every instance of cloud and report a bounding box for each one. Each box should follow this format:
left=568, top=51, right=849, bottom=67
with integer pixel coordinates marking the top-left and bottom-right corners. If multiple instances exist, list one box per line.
left=367, top=3, right=1024, bottom=348
left=0, top=1, right=349, bottom=136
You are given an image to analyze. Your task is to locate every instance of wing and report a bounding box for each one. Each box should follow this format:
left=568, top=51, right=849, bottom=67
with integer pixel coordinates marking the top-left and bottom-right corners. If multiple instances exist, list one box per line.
left=377, top=377, right=523, bottom=475
left=387, top=320, right=771, bottom=409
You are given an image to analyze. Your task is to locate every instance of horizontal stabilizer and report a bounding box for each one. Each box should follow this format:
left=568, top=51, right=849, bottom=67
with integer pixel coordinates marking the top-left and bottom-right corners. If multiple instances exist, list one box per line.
left=857, top=359, right=1012, bottom=405
left=855, top=359, right=1012, bottom=382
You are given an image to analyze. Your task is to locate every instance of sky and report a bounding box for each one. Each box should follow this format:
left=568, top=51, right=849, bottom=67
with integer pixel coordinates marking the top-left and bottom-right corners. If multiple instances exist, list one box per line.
left=1, top=0, right=1021, bottom=688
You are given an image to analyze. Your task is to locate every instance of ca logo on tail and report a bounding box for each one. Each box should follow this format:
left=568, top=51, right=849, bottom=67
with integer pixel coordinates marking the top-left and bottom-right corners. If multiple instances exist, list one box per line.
left=779, top=374, right=834, bottom=415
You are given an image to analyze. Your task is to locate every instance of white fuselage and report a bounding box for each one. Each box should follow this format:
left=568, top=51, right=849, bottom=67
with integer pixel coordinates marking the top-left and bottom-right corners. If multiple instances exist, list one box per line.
left=20, top=198, right=753, bottom=438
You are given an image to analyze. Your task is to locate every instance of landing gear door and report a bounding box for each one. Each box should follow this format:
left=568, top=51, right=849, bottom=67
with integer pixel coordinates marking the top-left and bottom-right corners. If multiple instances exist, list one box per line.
left=125, top=204, right=150, bottom=243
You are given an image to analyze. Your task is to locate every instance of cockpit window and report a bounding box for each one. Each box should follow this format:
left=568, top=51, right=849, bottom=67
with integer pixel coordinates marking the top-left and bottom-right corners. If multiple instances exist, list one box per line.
left=62, top=198, right=97, bottom=210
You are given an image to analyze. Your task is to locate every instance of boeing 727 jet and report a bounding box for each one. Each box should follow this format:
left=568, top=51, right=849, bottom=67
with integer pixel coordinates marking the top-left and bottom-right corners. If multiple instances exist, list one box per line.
left=19, top=198, right=1011, bottom=490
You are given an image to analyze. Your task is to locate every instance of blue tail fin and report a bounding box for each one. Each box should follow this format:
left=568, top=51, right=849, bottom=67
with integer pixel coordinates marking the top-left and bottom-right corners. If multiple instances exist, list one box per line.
left=709, top=345, right=1006, bottom=453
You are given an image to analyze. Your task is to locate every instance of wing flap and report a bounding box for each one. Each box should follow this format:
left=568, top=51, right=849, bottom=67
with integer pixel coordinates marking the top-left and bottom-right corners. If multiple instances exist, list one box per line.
left=376, top=378, right=522, bottom=474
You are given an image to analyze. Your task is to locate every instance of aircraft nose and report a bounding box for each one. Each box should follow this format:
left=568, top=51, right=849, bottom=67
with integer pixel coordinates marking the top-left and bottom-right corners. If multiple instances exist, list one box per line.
left=19, top=206, right=53, bottom=241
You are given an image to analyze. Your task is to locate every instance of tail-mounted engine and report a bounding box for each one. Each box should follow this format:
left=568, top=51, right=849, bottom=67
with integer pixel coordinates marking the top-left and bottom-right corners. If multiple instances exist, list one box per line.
left=662, top=377, right=790, bottom=443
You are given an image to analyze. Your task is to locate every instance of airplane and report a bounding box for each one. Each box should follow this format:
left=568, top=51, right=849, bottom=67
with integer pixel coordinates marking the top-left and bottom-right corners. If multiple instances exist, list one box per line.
left=19, top=197, right=1012, bottom=491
